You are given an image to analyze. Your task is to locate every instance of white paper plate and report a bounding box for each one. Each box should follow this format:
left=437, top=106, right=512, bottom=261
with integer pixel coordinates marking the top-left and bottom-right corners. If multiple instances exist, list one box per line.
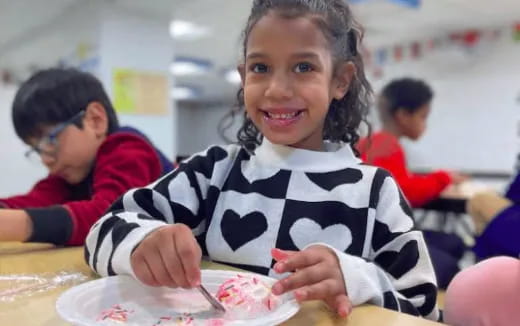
left=56, top=270, right=300, bottom=326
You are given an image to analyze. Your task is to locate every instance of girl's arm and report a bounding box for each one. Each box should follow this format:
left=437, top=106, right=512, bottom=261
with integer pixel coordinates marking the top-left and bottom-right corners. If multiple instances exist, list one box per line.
left=327, top=170, right=439, bottom=320
left=85, top=145, right=236, bottom=277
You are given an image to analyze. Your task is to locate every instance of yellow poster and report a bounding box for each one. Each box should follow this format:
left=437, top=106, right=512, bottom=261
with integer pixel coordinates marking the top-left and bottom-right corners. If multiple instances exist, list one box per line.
left=112, top=68, right=169, bottom=115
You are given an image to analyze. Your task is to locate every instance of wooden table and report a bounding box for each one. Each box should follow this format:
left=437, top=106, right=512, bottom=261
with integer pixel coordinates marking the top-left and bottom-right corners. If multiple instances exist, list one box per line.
left=0, top=243, right=443, bottom=326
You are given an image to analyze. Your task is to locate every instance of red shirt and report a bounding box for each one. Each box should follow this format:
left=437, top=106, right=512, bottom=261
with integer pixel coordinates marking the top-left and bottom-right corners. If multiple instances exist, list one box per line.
left=357, top=131, right=452, bottom=208
left=0, top=132, right=166, bottom=245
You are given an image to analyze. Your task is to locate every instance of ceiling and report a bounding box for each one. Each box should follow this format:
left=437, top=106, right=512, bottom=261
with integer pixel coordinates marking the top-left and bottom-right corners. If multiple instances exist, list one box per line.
left=1, top=0, right=520, bottom=101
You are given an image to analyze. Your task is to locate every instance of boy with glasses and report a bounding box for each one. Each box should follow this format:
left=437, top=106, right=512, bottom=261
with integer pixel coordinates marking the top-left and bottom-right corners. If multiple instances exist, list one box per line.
left=0, top=68, right=173, bottom=245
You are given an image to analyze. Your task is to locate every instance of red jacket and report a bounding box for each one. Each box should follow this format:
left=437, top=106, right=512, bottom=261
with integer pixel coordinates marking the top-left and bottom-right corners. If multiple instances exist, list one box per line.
left=0, top=132, right=167, bottom=245
left=357, top=131, right=452, bottom=208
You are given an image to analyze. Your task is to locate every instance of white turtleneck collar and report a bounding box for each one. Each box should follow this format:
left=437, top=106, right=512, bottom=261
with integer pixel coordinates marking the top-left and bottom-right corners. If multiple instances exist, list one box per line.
left=253, top=138, right=361, bottom=172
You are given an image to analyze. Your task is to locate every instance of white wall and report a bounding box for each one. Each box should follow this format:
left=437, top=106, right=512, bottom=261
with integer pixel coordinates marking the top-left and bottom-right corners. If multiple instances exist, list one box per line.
left=177, top=104, right=236, bottom=156
left=371, top=35, right=520, bottom=173
left=0, top=86, right=46, bottom=196
left=98, top=6, right=176, bottom=160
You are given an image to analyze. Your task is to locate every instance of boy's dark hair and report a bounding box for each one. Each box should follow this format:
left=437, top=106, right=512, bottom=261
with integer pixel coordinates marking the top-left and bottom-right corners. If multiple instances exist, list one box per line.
left=380, top=78, right=434, bottom=115
left=12, top=68, right=119, bottom=141
left=219, top=0, right=372, bottom=153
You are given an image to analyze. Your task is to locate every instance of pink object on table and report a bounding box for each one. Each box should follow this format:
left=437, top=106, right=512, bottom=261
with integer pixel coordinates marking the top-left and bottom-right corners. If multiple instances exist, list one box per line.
left=215, top=274, right=280, bottom=316
left=444, top=256, right=520, bottom=326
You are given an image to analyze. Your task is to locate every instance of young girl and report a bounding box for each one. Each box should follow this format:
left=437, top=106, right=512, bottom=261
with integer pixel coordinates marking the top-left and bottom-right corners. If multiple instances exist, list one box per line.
left=86, top=0, right=439, bottom=321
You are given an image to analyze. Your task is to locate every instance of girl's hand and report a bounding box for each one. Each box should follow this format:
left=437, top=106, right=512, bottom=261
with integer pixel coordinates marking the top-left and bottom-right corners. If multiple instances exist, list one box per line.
left=131, top=224, right=202, bottom=289
left=271, top=247, right=352, bottom=317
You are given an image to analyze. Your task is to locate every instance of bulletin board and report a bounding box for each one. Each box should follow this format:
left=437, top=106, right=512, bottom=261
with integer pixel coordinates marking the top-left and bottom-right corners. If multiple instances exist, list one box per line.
left=112, top=68, right=169, bottom=115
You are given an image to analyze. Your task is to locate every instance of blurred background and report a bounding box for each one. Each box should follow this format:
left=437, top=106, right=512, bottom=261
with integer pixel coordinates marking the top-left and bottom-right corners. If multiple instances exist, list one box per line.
left=1, top=0, right=520, bottom=195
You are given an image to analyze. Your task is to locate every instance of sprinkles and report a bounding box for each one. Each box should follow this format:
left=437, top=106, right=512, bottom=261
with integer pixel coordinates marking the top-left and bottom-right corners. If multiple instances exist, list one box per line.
left=97, top=304, right=134, bottom=323
left=152, top=313, right=194, bottom=326
left=215, top=274, right=280, bottom=312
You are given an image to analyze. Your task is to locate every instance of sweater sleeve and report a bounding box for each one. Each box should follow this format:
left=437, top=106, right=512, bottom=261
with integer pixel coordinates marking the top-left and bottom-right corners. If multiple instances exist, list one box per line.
left=310, top=170, right=439, bottom=321
left=370, top=141, right=452, bottom=208
left=85, top=145, right=234, bottom=277
left=0, top=175, right=72, bottom=209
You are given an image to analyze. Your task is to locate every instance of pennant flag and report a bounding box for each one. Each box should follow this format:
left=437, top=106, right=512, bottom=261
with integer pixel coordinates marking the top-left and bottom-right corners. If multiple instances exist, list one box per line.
left=410, top=42, right=421, bottom=59
left=393, top=46, right=403, bottom=62
left=514, top=23, right=520, bottom=41
left=376, top=48, right=388, bottom=65
left=463, top=30, right=481, bottom=47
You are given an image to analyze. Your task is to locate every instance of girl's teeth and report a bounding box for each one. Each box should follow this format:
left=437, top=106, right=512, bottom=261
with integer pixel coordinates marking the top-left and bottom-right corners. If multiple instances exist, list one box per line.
left=268, top=112, right=297, bottom=119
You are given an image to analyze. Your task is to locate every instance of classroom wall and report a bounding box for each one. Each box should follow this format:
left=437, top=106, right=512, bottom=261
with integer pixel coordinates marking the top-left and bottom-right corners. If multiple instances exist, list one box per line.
left=371, top=33, right=520, bottom=173
left=0, top=86, right=47, bottom=196
left=177, top=104, right=236, bottom=156
left=98, top=7, right=177, bottom=160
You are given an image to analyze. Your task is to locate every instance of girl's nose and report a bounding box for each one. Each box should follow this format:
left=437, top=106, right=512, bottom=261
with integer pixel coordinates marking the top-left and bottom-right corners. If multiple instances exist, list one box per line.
left=264, top=72, right=293, bottom=100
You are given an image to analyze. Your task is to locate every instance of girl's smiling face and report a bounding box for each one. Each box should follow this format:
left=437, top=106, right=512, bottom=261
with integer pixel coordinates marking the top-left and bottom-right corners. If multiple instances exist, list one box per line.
left=240, top=12, right=353, bottom=151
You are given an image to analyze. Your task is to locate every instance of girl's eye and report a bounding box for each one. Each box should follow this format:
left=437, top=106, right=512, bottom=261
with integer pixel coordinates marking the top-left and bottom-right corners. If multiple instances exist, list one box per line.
left=250, top=63, right=269, bottom=73
left=294, top=62, right=313, bottom=73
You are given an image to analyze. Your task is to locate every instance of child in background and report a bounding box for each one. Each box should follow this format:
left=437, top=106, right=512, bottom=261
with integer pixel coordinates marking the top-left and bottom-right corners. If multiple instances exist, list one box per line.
left=444, top=256, right=520, bottom=326
left=358, top=78, right=468, bottom=288
left=357, top=77, right=465, bottom=208
left=0, top=68, right=173, bottom=245
left=86, top=0, right=439, bottom=321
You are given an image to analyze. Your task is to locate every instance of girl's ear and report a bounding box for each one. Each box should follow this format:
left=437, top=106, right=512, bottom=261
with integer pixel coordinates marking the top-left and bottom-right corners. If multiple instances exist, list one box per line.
left=332, top=62, right=356, bottom=100
left=237, top=64, right=246, bottom=87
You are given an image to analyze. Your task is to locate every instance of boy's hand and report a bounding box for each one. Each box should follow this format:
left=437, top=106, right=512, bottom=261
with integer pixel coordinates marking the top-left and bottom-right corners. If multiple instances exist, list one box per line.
left=448, top=171, right=469, bottom=185
left=131, top=224, right=201, bottom=289
left=271, top=247, right=352, bottom=318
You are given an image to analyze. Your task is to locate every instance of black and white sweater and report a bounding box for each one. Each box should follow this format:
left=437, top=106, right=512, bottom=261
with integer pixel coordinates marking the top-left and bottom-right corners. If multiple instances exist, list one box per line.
left=85, top=140, right=439, bottom=321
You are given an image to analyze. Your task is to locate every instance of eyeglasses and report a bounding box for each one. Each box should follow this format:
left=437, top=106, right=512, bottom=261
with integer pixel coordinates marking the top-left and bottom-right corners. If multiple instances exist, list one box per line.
left=25, top=110, right=86, bottom=161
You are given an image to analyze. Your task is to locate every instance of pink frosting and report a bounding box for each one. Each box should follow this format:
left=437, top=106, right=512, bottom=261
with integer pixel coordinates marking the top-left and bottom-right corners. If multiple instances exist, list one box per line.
left=215, top=274, right=280, bottom=313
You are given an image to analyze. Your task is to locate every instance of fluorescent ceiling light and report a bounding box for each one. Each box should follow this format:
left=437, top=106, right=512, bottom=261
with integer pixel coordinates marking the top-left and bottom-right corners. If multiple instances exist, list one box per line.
left=171, top=86, right=199, bottom=100
left=169, top=20, right=209, bottom=40
left=225, top=70, right=241, bottom=85
left=170, top=62, right=207, bottom=76
left=170, top=57, right=212, bottom=76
